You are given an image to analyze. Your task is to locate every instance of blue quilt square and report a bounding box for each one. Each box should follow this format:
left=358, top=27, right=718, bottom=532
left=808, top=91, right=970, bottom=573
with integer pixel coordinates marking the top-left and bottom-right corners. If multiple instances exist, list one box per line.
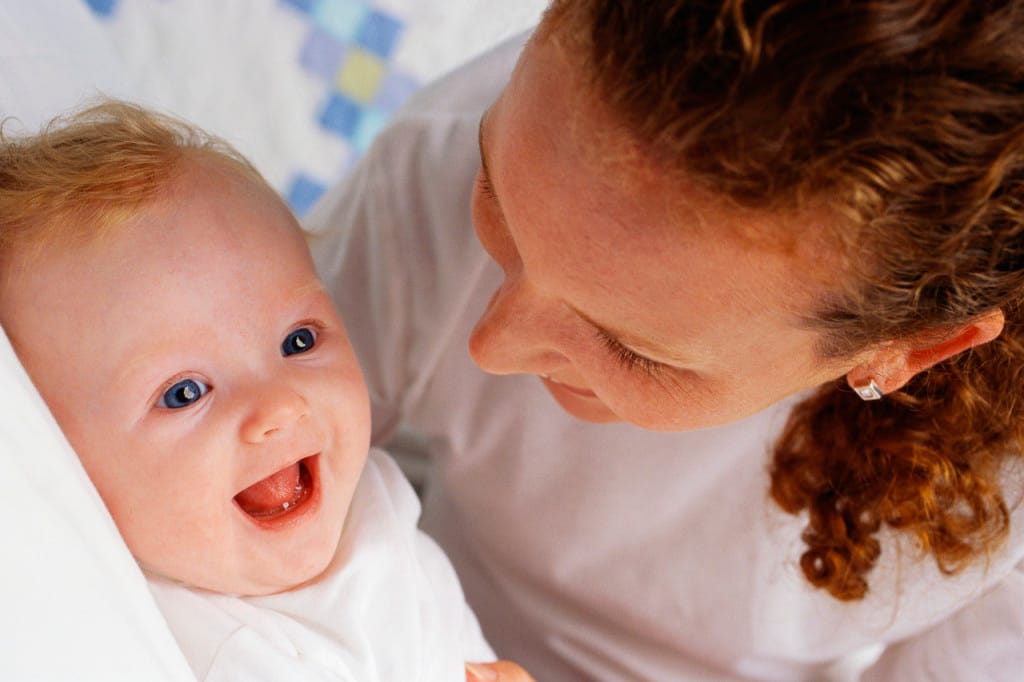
left=280, top=0, right=315, bottom=14
left=83, top=0, right=118, bottom=17
left=299, top=28, right=346, bottom=81
left=356, top=10, right=403, bottom=59
left=285, top=173, right=328, bottom=216
left=319, top=93, right=363, bottom=138
left=311, top=0, right=368, bottom=43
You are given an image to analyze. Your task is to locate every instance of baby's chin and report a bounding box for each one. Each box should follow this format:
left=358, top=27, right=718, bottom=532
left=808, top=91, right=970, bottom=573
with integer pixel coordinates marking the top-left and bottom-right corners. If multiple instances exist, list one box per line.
left=131, top=456, right=350, bottom=596
left=138, top=548, right=338, bottom=597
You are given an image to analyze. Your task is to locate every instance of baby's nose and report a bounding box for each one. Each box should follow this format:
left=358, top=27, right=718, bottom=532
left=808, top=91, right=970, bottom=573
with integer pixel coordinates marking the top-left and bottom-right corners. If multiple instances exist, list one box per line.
left=239, top=387, right=309, bottom=443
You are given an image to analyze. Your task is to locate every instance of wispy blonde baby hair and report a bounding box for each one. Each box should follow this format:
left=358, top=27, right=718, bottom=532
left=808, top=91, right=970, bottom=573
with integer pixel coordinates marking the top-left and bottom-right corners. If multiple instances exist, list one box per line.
left=0, top=100, right=263, bottom=259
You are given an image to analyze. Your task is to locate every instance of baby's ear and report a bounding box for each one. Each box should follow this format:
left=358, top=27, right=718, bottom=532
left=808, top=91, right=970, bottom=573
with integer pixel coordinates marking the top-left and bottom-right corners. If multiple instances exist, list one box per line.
left=845, top=309, right=1005, bottom=395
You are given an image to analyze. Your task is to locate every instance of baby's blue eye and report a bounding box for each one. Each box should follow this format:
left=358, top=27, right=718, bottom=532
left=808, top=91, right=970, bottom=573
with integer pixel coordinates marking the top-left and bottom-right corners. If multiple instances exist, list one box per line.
left=158, top=378, right=209, bottom=409
left=282, top=327, right=316, bottom=356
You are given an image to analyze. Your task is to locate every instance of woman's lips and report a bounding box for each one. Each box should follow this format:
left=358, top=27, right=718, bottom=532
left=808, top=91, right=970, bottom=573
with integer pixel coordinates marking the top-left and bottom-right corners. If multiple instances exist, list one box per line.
left=539, top=375, right=620, bottom=423
left=540, top=375, right=597, bottom=398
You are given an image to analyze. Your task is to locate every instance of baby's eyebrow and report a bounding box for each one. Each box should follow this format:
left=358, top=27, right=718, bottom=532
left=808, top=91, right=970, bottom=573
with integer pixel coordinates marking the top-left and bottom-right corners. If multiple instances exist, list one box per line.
left=295, top=279, right=327, bottom=298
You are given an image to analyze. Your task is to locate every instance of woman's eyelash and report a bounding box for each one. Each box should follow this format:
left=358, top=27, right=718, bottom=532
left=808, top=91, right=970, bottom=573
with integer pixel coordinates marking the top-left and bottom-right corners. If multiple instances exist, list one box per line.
left=595, top=328, right=663, bottom=376
left=478, top=173, right=498, bottom=201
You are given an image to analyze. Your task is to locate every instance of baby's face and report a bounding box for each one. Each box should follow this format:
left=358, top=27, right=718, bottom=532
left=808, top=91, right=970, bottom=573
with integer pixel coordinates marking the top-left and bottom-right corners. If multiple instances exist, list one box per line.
left=0, top=159, right=370, bottom=595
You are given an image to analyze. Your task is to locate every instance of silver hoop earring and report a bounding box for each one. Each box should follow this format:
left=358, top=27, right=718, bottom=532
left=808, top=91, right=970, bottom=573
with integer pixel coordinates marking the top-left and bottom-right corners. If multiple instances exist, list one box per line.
left=853, top=379, right=883, bottom=401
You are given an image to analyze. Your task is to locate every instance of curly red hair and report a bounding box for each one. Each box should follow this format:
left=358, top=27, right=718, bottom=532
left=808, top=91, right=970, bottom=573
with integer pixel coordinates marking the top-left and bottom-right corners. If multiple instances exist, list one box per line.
left=543, top=0, right=1024, bottom=599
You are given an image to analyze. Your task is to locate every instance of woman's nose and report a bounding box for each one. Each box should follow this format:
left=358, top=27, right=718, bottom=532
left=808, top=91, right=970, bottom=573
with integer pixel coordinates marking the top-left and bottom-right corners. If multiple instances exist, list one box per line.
left=239, top=385, right=310, bottom=443
left=468, top=275, right=567, bottom=376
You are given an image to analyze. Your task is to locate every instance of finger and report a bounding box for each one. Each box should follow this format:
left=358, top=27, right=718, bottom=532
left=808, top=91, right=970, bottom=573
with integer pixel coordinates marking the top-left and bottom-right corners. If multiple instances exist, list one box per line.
left=465, top=660, right=536, bottom=682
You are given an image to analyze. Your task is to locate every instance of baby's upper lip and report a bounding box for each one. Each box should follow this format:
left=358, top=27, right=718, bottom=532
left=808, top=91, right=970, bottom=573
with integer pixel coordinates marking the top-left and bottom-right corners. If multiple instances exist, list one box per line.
left=233, top=454, right=319, bottom=523
left=234, top=452, right=317, bottom=496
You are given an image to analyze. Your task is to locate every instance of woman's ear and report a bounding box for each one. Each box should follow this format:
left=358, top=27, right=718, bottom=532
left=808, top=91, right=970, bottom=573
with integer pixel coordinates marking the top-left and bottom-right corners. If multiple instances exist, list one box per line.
left=846, top=309, right=1005, bottom=396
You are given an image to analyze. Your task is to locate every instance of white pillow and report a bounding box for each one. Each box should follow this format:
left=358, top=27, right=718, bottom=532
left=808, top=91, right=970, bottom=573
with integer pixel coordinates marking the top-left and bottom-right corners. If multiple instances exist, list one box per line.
left=0, top=3, right=191, bottom=679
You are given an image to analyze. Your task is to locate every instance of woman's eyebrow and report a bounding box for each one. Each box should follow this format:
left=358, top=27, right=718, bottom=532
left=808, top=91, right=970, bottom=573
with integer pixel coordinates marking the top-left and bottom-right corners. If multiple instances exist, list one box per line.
left=477, top=109, right=505, bottom=216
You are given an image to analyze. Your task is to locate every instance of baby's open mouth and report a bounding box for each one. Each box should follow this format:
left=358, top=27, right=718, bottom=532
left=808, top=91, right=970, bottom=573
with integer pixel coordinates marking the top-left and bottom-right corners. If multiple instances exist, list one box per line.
left=234, top=456, right=315, bottom=520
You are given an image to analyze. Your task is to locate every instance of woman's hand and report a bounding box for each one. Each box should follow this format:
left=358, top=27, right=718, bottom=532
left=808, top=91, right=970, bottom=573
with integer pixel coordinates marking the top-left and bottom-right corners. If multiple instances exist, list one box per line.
left=466, top=660, right=536, bottom=682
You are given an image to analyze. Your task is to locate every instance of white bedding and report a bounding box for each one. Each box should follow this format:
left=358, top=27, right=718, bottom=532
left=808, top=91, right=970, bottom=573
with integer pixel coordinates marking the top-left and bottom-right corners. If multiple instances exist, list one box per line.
left=0, top=1, right=543, bottom=679
left=1, top=6, right=192, bottom=678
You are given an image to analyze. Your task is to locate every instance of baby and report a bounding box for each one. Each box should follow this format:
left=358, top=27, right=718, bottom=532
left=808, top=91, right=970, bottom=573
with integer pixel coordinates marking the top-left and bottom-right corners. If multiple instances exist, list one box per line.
left=0, top=101, right=494, bottom=681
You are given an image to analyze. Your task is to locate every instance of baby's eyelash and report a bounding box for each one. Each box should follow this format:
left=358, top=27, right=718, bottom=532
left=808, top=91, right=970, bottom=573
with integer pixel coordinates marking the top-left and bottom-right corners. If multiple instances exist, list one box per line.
left=595, top=328, right=664, bottom=377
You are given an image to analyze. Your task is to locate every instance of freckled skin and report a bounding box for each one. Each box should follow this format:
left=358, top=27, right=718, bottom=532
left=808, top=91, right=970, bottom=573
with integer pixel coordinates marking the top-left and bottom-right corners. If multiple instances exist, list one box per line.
left=468, top=36, right=854, bottom=432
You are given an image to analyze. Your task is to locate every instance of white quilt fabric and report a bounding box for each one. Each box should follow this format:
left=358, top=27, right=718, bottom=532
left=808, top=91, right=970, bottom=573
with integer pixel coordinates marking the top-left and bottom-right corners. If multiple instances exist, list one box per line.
left=83, top=0, right=547, bottom=215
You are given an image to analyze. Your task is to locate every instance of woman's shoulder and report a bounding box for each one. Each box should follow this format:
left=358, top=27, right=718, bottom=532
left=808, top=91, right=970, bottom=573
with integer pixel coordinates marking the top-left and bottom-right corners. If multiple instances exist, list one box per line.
left=396, top=31, right=530, bottom=120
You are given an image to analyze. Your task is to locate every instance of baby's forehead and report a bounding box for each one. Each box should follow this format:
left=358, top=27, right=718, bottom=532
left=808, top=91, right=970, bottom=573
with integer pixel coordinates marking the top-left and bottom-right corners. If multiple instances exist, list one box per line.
left=14, top=216, right=325, bottom=368
left=3, top=152, right=275, bottom=269
left=7, top=161, right=306, bottom=307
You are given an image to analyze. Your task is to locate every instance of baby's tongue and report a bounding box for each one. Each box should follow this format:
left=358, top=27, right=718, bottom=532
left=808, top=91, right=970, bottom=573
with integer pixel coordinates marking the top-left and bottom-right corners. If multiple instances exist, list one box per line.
left=235, top=463, right=300, bottom=515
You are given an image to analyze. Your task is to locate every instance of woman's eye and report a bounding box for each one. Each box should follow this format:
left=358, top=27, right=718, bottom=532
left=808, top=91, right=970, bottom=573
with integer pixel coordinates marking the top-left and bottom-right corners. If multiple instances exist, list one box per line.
left=282, top=327, right=316, bottom=356
left=595, top=328, right=665, bottom=377
left=477, top=171, right=499, bottom=201
left=158, top=378, right=209, bottom=409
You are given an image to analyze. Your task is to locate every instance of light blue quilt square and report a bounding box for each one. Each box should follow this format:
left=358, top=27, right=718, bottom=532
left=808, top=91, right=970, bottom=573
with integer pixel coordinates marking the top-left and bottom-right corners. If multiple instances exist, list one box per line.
left=352, top=108, right=388, bottom=152
left=311, top=0, right=369, bottom=43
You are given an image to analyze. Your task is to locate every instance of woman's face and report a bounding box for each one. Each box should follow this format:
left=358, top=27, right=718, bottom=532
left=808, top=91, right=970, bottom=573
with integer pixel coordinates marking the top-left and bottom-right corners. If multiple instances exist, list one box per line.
left=468, top=33, right=858, bottom=431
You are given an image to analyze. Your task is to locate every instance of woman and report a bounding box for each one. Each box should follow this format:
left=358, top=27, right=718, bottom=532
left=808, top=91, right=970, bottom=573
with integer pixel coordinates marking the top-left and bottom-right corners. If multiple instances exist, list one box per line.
left=310, top=1, right=1024, bottom=679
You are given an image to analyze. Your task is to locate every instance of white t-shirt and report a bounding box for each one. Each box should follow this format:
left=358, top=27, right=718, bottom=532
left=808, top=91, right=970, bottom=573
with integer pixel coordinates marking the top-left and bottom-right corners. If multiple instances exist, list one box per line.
left=307, top=33, right=1024, bottom=681
left=147, top=449, right=493, bottom=682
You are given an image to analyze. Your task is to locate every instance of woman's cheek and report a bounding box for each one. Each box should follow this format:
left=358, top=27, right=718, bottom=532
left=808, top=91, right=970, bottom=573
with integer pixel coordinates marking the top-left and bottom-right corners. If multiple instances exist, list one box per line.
left=471, top=193, right=521, bottom=272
